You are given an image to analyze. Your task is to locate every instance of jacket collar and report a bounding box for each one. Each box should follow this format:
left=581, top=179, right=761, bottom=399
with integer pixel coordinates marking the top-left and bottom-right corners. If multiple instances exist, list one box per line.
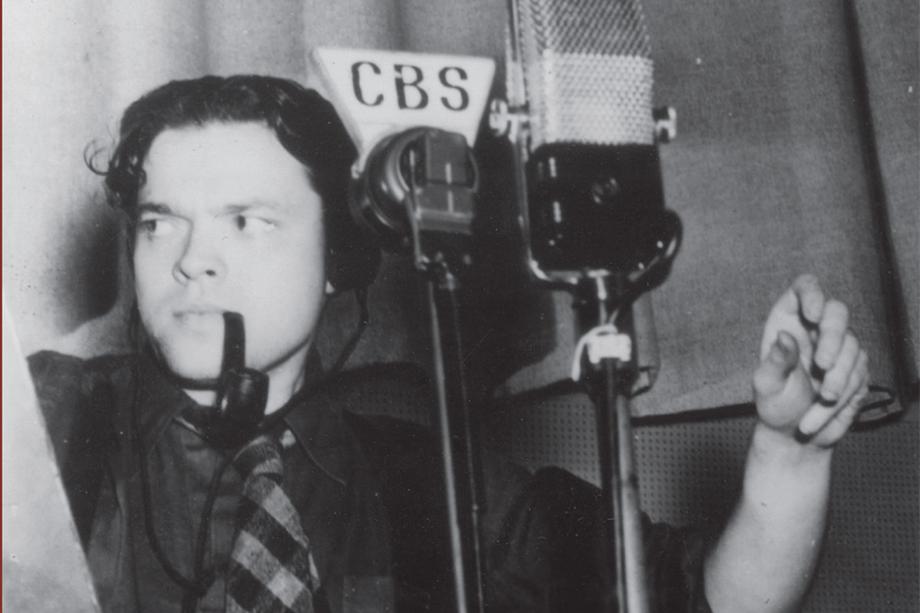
left=282, top=379, right=352, bottom=487
left=132, top=350, right=198, bottom=457
left=128, top=348, right=350, bottom=488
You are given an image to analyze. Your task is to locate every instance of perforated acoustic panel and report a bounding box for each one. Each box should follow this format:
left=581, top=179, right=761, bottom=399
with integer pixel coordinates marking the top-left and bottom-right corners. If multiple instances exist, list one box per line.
left=344, top=371, right=918, bottom=611
left=490, top=393, right=919, bottom=613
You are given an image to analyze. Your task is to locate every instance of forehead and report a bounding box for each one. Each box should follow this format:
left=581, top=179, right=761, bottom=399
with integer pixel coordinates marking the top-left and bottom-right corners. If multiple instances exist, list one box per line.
left=139, top=122, right=316, bottom=206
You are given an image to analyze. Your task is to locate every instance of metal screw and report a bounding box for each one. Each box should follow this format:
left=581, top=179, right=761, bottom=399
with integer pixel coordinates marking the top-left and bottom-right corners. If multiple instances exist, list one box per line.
left=591, top=177, right=620, bottom=205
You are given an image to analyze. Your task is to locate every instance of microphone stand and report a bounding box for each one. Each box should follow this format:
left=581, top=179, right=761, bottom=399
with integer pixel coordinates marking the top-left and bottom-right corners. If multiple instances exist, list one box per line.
left=399, top=129, right=487, bottom=613
left=577, top=274, right=650, bottom=613
left=426, top=264, right=486, bottom=613
left=497, top=0, right=682, bottom=608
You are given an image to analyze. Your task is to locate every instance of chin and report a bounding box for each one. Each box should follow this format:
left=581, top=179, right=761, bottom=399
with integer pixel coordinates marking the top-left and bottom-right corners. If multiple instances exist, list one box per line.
left=153, top=338, right=223, bottom=384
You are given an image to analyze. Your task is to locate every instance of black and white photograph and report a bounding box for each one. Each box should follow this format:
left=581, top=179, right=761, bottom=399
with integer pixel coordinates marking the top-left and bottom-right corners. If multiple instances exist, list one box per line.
left=3, top=1, right=917, bottom=612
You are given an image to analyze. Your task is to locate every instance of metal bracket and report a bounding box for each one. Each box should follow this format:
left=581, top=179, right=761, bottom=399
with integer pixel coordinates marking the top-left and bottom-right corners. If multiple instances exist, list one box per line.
left=653, top=106, right=677, bottom=143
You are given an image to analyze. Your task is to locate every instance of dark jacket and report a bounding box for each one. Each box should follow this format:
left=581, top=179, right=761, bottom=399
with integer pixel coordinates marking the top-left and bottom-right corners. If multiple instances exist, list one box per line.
left=29, top=350, right=711, bottom=613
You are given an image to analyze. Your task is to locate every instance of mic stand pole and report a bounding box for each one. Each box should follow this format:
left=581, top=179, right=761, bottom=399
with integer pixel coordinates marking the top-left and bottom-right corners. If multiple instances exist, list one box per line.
left=425, top=261, right=486, bottom=613
left=578, top=274, right=650, bottom=613
left=402, top=129, right=487, bottom=613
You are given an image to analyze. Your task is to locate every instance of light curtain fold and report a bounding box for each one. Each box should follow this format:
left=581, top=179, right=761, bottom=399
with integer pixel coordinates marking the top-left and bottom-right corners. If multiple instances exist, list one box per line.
left=852, top=0, right=919, bottom=395
left=4, top=0, right=916, bottom=417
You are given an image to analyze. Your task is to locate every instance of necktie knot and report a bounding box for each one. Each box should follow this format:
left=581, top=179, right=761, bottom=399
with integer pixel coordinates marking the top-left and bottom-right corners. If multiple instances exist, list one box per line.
left=234, top=435, right=284, bottom=482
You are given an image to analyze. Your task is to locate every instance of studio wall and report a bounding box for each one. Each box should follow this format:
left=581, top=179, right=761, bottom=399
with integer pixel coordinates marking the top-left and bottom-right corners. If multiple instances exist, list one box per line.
left=3, top=1, right=917, bottom=611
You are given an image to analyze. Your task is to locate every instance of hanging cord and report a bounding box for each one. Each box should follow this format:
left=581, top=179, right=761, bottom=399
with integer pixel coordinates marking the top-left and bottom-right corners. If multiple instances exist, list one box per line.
left=133, top=289, right=370, bottom=609
left=328, top=288, right=370, bottom=376
left=852, top=383, right=899, bottom=427
left=131, top=357, right=238, bottom=612
left=259, top=287, right=371, bottom=437
left=182, top=453, right=236, bottom=613
left=483, top=220, right=682, bottom=404
left=490, top=215, right=899, bottom=426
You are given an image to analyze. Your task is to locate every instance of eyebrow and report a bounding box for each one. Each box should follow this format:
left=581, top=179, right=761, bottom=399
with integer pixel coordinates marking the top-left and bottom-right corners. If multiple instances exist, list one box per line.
left=135, top=200, right=283, bottom=218
left=222, top=201, right=284, bottom=214
left=136, top=202, right=173, bottom=216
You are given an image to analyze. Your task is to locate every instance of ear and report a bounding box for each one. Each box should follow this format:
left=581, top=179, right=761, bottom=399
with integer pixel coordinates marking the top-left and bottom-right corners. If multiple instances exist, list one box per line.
left=325, top=280, right=337, bottom=295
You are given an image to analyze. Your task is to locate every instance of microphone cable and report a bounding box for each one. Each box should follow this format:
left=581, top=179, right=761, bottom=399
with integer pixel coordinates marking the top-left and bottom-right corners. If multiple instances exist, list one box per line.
left=327, top=288, right=370, bottom=376
left=130, top=355, right=233, bottom=613
left=131, top=287, right=371, bottom=610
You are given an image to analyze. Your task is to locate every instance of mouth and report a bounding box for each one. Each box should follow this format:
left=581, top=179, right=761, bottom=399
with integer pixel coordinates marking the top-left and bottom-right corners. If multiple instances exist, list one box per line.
left=173, top=307, right=225, bottom=325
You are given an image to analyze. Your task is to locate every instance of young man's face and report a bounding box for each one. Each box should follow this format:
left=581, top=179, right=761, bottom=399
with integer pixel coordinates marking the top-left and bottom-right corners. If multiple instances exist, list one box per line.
left=133, top=122, right=327, bottom=394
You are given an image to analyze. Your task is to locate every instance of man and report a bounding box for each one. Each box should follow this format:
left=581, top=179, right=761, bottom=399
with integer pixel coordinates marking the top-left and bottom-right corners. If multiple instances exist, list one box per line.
left=30, top=75, right=868, bottom=612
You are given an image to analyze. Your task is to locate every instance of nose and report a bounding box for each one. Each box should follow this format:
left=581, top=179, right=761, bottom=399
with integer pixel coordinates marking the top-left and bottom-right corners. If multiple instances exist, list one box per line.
left=173, top=224, right=225, bottom=283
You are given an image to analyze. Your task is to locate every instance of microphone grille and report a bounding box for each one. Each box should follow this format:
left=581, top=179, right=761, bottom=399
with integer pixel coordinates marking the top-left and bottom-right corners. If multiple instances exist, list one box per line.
left=514, top=0, right=655, bottom=147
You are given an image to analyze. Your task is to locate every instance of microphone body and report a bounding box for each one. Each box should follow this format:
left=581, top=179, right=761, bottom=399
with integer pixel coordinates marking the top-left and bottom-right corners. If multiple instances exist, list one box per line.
left=309, top=48, right=494, bottom=259
left=349, top=126, right=478, bottom=256
left=506, top=0, right=678, bottom=282
left=527, top=142, right=666, bottom=273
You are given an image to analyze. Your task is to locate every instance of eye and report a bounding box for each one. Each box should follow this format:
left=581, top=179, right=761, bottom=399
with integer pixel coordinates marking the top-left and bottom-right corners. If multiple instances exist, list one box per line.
left=234, top=214, right=276, bottom=235
left=137, top=215, right=177, bottom=238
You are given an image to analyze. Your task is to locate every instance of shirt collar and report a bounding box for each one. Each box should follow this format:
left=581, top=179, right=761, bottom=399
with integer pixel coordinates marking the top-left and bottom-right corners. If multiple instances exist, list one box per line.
left=131, top=347, right=350, bottom=487
left=134, top=349, right=198, bottom=451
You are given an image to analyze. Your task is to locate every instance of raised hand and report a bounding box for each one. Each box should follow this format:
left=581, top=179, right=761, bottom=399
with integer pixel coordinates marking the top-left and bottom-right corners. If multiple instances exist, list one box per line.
left=753, top=274, right=869, bottom=448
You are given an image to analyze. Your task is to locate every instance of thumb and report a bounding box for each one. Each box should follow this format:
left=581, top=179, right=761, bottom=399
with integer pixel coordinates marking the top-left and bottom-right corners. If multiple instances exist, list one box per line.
left=753, top=330, right=800, bottom=398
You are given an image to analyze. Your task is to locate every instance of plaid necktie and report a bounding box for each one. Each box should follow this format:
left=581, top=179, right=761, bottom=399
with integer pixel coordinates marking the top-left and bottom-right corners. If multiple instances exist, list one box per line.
left=226, top=434, right=316, bottom=613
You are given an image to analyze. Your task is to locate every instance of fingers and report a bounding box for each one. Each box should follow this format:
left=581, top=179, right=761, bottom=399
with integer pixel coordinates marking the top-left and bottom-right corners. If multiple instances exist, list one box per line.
left=796, top=349, right=869, bottom=441
left=817, top=330, right=858, bottom=402
left=771, top=274, right=851, bottom=373
left=805, top=384, right=868, bottom=445
left=753, top=331, right=800, bottom=398
left=814, top=300, right=850, bottom=372
left=840, top=350, right=870, bottom=411
left=761, top=274, right=824, bottom=361
left=790, top=274, right=826, bottom=325
left=757, top=274, right=869, bottom=448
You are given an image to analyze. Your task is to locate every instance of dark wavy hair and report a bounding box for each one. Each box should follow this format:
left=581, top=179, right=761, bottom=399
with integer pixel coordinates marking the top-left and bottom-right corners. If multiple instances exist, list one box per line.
left=99, top=74, right=378, bottom=291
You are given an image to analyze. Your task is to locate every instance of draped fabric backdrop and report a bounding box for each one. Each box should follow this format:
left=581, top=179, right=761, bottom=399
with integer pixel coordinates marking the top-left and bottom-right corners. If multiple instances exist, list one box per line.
left=3, top=1, right=917, bottom=611
left=4, top=0, right=916, bottom=416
